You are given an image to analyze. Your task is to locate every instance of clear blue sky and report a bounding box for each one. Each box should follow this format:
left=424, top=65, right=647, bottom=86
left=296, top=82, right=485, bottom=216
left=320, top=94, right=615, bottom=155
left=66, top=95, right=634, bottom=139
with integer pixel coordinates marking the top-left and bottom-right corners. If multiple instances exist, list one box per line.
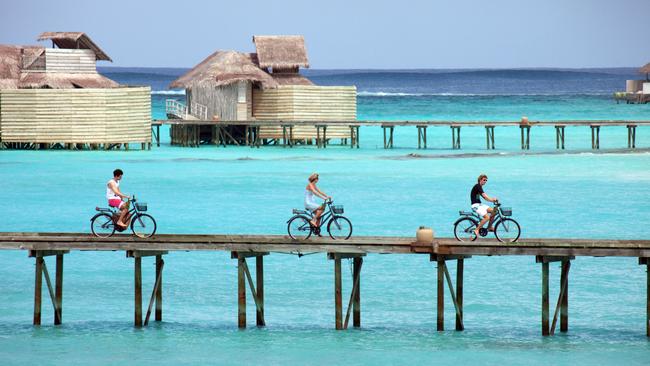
left=1, top=0, right=649, bottom=69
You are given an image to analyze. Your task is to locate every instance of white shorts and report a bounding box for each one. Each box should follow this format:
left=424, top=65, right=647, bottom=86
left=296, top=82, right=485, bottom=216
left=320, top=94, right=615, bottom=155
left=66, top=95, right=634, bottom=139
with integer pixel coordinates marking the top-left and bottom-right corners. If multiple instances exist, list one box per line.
left=471, top=203, right=490, bottom=217
left=305, top=202, right=321, bottom=212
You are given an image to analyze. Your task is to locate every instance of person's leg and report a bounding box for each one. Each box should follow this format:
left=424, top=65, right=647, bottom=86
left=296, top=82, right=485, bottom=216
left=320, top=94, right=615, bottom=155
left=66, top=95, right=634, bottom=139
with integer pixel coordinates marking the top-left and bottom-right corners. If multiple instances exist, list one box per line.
left=314, top=207, right=324, bottom=227
left=117, top=207, right=128, bottom=227
left=487, top=207, right=496, bottom=231
left=474, top=214, right=490, bottom=236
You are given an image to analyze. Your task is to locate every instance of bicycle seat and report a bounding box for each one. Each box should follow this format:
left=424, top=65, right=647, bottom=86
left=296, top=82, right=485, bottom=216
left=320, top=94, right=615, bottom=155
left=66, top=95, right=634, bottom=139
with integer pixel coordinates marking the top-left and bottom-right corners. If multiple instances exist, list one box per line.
left=459, top=210, right=474, bottom=216
left=96, top=207, right=115, bottom=212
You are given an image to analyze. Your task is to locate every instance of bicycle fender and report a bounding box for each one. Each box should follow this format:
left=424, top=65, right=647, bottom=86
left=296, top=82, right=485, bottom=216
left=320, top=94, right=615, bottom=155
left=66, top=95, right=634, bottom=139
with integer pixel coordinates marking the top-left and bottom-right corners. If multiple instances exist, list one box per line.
left=90, top=213, right=108, bottom=222
left=453, top=217, right=477, bottom=226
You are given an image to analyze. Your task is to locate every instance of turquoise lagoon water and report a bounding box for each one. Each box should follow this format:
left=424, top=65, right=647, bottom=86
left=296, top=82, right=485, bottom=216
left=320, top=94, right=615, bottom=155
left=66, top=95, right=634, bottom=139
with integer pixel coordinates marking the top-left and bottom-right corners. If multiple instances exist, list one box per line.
left=1, top=69, right=650, bottom=365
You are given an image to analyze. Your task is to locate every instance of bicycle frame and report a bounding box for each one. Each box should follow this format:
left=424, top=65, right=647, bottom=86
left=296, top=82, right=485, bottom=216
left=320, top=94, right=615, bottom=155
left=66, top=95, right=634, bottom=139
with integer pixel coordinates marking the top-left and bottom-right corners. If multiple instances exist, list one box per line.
left=299, top=201, right=336, bottom=229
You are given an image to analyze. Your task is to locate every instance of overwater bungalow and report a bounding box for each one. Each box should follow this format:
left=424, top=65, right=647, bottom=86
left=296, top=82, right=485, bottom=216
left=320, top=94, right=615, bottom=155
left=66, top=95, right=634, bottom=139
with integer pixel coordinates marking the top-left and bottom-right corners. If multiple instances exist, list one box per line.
left=0, top=32, right=151, bottom=150
left=167, top=35, right=356, bottom=146
left=614, top=62, right=650, bottom=104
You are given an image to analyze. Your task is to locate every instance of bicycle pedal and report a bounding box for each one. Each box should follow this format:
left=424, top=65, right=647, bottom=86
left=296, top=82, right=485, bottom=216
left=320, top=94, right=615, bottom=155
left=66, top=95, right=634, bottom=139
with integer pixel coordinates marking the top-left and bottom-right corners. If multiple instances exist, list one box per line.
left=479, top=228, right=488, bottom=236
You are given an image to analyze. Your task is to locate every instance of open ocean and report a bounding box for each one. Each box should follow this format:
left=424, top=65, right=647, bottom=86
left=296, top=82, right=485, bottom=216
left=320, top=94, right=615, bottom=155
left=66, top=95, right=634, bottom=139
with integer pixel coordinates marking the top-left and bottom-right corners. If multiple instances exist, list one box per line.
left=1, top=68, right=649, bottom=365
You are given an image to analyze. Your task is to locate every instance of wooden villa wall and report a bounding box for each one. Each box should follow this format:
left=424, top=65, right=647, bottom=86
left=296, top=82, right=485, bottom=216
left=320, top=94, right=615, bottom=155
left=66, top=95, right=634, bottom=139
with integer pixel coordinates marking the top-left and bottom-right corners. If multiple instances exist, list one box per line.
left=188, top=84, right=239, bottom=121
left=44, top=49, right=96, bottom=73
left=0, top=87, right=151, bottom=143
left=252, top=85, right=357, bottom=139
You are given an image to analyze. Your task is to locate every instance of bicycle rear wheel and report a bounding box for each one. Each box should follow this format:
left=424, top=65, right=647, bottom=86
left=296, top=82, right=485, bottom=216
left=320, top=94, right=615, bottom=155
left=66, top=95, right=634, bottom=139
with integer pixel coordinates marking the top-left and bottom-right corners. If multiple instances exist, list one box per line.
left=327, top=216, right=352, bottom=240
left=453, top=217, right=478, bottom=242
left=288, top=215, right=312, bottom=240
left=131, top=213, right=157, bottom=238
left=91, top=213, right=116, bottom=238
left=495, top=218, right=521, bottom=243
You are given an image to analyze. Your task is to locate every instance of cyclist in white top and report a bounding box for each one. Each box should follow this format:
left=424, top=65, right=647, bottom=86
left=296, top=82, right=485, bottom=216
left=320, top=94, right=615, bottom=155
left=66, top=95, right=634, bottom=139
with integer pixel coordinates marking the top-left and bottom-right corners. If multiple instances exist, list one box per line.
left=107, top=169, right=131, bottom=228
left=305, top=173, right=330, bottom=230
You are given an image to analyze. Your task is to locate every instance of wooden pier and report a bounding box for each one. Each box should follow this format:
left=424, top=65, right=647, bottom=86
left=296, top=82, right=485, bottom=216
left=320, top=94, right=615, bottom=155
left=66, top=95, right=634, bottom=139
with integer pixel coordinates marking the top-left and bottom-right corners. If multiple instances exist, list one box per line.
left=1, top=232, right=649, bottom=336
left=153, top=119, right=648, bottom=151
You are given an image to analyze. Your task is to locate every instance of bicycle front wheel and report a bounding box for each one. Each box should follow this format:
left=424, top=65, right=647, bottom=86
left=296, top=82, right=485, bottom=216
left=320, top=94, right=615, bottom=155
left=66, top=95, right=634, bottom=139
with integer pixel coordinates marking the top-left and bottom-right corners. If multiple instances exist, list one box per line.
left=91, top=213, right=116, bottom=238
left=495, top=218, right=521, bottom=243
left=131, top=213, right=157, bottom=238
left=327, top=216, right=352, bottom=240
left=288, top=215, right=312, bottom=240
left=454, top=217, right=478, bottom=242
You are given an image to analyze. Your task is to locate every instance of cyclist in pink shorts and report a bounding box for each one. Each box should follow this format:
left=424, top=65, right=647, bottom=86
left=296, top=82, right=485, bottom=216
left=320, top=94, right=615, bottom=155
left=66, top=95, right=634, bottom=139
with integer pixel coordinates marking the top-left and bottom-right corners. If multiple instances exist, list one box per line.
left=107, top=169, right=131, bottom=228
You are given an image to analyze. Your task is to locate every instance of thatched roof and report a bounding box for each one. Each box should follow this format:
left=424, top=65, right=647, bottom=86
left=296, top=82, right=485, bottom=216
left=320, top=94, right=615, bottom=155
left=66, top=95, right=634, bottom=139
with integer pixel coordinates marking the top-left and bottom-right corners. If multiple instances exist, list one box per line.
left=38, top=32, right=112, bottom=61
left=252, top=35, right=309, bottom=69
left=271, top=73, right=314, bottom=86
left=170, top=51, right=279, bottom=89
left=0, top=44, right=118, bottom=89
left=639, top=62, right=650, bottom=74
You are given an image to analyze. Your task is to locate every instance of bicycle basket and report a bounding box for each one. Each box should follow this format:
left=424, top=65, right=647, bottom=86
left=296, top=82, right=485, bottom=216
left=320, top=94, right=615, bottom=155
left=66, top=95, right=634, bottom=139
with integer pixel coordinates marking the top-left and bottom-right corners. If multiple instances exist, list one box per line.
left=332, top=205, right=344, bottom=214
left=135, top=203, right=148, bottom=211
left=501, top=207, right=512, bottom=216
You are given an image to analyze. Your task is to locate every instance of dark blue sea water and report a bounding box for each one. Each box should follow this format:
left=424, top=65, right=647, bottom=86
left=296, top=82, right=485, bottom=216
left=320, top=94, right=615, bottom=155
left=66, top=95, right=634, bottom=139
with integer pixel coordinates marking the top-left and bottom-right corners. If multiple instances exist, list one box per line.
left=1, top=68, right=649, bottom=365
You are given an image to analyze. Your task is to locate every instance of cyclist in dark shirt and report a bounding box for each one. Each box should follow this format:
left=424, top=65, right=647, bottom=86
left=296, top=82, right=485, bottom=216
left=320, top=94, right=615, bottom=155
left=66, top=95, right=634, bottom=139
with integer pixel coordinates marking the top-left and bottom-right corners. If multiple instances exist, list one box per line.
left=470, top=174, right=498, bottom=237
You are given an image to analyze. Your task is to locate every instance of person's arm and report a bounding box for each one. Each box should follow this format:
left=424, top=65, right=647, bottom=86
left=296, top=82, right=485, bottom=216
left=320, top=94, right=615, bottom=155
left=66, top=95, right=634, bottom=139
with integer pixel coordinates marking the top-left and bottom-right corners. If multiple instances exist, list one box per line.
left=314, top=186, right=330, bottom=200
left=481, top=192, right=498, bottom=203
left=109, top=181, right=129, bottom=199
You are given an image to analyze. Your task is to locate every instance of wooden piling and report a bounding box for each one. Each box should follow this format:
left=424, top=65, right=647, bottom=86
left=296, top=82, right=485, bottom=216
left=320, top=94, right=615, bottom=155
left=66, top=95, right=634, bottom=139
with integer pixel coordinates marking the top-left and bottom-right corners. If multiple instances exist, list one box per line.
left=542, top=261, right=549, bottom=336
left=520, top=125, right=531, bottom=150
left=55, top=254, right=63, bottom=325
left=437, top=258, right=445, bottom=331
left=647, top=259, right=649, bottom=337
left=316, top=124, right=328, bottom=148
left=238, top=257, right=246, bottom=328
left=155, top=255, right=163, bottom=322
left=353, top=257, right=362, bottom=328
left=134, top=257, right=142, bottom=327
left=627, top=125, right=637, bottom=149
left=33, top=256, right=43, bottom=326
left=417, top=125, right=427, bottom=149
left=485, top=126, right=495, bottom=149
left=334, top=255, right=343, bottom=330
left=555, top=125, right=565, bottom=150
left=451, top=126, right=461, bottom=149
left=456, top=258, right=464, bottom=331
left=256, top=256, right=264, bottom=327
left=382, top=125, right=394, bottom=149
left=349, top=125, right=360, bottom=148
left=590, top=125, right=600, bottom=149
left=560, top=259, right=569, bottom=332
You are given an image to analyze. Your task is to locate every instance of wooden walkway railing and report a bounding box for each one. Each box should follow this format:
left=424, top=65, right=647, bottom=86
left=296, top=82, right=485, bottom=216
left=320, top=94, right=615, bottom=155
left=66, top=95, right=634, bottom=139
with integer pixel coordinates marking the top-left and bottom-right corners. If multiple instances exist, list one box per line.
left=151, top=119, right=649, bottom=150
left=1, top=232, right=648, bottom=337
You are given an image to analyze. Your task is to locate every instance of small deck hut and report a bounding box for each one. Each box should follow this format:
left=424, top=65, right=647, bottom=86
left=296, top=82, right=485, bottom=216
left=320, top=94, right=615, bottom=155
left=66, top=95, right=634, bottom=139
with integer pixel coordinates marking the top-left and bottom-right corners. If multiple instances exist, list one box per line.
left=0, top=32, right=151, bottom=149
left=168, top=35, right=356, bottom=145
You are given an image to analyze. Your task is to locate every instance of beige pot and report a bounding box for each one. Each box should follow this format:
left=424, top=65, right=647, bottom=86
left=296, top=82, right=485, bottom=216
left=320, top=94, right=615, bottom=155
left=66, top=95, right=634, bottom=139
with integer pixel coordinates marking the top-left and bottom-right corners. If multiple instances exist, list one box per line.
left=416, top=226, right=434, bottom=244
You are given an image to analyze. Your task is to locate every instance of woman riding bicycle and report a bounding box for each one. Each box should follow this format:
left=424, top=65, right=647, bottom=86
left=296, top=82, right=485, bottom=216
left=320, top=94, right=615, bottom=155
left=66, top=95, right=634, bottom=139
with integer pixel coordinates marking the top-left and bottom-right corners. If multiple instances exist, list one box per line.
left=305, top=173, right=331, bottom=230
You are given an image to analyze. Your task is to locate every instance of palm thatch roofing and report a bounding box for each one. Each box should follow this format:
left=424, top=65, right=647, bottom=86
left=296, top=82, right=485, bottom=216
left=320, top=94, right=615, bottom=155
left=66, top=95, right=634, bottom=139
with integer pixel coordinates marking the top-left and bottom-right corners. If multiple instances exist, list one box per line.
left=38, top=32, right=112, bottom=61
left=252, top=35, right=309, bottom=69
left=271, top=73, right=313, bottom=86
left=170, top=51, right=279, bottom=89
left=0, top=44, right=118, bottom=89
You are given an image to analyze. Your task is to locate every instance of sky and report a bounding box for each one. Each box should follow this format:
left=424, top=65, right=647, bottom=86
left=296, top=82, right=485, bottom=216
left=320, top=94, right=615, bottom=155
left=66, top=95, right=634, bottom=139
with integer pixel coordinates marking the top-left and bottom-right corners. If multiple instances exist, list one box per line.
left=1, top=0, right=649, bottom=69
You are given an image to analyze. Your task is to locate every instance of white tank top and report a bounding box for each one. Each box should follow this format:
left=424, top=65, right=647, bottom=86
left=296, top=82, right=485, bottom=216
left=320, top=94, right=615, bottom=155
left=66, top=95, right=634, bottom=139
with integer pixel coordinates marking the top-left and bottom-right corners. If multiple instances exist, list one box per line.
left=106, top=179, right=120, bottom=200
left=304, top=189, right=318, bottom=207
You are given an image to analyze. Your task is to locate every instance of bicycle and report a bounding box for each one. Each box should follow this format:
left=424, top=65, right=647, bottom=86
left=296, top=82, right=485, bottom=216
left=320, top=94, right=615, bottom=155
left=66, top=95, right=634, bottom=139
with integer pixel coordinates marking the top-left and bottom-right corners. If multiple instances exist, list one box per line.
left=453, top=201, right=520, bottom=243
left=90, top=195, right=157, bottom=238
left=287, top=198, right=353, bottom=240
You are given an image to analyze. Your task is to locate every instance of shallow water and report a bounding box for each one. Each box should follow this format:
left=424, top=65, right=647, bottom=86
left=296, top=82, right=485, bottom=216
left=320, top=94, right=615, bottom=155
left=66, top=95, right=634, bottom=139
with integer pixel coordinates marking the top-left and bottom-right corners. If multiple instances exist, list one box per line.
left=1, top=68, right=649, bottom=365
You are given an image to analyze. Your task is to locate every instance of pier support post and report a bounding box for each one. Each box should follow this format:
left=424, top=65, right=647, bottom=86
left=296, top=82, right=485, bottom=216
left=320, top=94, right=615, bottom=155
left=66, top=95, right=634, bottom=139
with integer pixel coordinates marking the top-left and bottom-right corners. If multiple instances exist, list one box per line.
left=382, top=125, right=394, bottom=149
left=417, top=125, right=428, bottom=149
left=127, top=251, right=168, bottom=327
left=485, top=125, right=495, bottom=149
left=627, top=124, right=637, bottom=149
left=282, top=124, right=294, bottom=148
left=640, top=257, right=650, bottom=337
left=520, top=125, right=531, bottom=150
left=451, top=126, right=461, bottom=149
left=431, top=255, right=469, bottom=332
left=590, top=125, right=600, bottom=149
left=537, top=256, right=573, bottom=336
left=30, top=250, right=67, bottom=326
left=232, top=252, right=268, bottom=329
left=316, top=124, right=328, bottom=148
left=349, top=125, right=360, bottom=148
left=135, top=257, right=142, bottom=327
left=155, top=255, right=163, bottom=322
left=353, top=257, right=362, bottom=328
left=555, top=125, right=565, bottom=150
left=328, top=253, right=365, bottom=330
left=334, top=255, right=342, bottom=329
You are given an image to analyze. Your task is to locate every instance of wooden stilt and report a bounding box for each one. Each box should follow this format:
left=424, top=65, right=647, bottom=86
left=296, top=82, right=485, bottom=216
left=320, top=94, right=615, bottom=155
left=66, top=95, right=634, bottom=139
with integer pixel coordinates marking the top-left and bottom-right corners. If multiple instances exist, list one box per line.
left=33, top=256, right=43, bottom=325
left=382, top=125, right=394, bottom=149
left=55, top=254, right=63, bottom=325
left=134, top=257, right=142, bottom=327
left=590, top=125, right=600, bottom=149
left=456, top=258, right=464, bottom=331
left=417, top=125, right=427, bottom=149
left=542, top=261, right=549, bottom=336
left=555, top=125, right=565, bottom=149
left=238, top=257, right=246, bottom=328
left=647, top=260, right=649, bottom=337
left=520, top=125, right=531, bottom=150
left=437, top=258, right=445, bottom=331
left=485, top=126, right=495, bottom=149
left=560, top=259, right=569, bottom=332
left=155, top=255, right=163, bottom=322
left=627, top=124, right=637, bottom=149
left=353, top=257, right=362, bottom=328
left=144, top=259, right=164, bottom=326
left=256, top=256, right=265, bottom=326
left=335, top=255, right=343, bottom=330
left=451, top=126, right=461, bottom=149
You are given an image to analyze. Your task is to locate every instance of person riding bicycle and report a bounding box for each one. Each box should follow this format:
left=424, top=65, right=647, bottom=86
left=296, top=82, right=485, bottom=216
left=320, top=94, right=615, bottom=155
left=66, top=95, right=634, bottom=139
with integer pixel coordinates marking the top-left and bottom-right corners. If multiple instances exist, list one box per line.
left=305, top=173, right=331, bottom=231
left=470, top=174, right=498, bottom=237
left=107, top=169, right=131, bottom=229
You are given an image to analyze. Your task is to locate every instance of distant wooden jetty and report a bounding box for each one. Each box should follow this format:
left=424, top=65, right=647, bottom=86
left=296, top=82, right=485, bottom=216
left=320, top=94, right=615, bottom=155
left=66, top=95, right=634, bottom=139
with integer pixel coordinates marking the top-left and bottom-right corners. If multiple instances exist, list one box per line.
left=1, top=232, right=648, bottom=337
left=153, top=119, right=648, bottom=151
